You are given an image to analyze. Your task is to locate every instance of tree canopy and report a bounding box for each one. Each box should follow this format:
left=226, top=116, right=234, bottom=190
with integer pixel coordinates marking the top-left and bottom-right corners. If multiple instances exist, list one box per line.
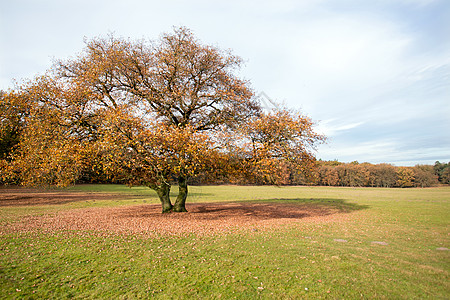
left=0, top=27, right=325, bottom=212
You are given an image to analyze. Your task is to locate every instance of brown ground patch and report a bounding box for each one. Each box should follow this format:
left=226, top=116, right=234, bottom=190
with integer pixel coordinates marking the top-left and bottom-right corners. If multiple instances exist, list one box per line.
left=0, top=189, right=349, bottom=236
left=0, top=188, right=145, bottom=206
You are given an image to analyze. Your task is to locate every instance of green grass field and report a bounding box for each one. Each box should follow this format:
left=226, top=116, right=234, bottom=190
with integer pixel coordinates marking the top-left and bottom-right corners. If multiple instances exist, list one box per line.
left=1, top=185, right=449, bottom=299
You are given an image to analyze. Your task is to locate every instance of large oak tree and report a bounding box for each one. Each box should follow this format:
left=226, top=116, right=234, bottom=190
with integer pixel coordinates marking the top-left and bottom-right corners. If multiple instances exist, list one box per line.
left=57, top=27, right=261, bottom=212
left=1, top=27, right=325, bottom=212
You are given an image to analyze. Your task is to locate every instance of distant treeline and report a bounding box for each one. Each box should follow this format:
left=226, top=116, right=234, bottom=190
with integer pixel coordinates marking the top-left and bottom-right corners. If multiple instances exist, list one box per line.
left=189, top=160, right=449, bottom=188
left=314, top=161, right=450, bottom=188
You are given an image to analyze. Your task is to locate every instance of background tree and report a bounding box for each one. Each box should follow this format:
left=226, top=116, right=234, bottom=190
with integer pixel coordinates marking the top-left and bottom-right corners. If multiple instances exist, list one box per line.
left=413, top=165, right=438, bottom=188
left=0, top=91, right=30, bottom=161
left=434, top=161, right=450, bottom=185
left=396, top=167, right=415, bottom=188
left=373, top=164, right=397, bottom=188
left=340, top=162, right=370, bottom=187
left=320, top=166, right=340, bottom=186
left=0, top=91, right=29, bottom=184
left=441, top=167, right=450, bottom=185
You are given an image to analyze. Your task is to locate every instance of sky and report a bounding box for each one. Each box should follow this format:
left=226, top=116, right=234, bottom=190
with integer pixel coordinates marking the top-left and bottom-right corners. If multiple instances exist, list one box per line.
left=1, top=0, right=449, bottom=166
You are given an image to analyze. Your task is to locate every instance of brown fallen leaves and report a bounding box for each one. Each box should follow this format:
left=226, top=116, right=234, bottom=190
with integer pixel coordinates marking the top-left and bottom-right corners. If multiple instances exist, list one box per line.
left=1, top=197, right=349, bottom=237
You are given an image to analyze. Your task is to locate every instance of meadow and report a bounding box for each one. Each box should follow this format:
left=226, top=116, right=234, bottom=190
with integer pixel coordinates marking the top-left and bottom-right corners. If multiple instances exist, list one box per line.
left=0, top=185, right=449, bottom=299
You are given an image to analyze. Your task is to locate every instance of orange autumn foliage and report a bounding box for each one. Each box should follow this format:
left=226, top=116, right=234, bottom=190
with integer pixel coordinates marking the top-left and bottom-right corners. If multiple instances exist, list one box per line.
left=1, top=27, right=325, bottom=212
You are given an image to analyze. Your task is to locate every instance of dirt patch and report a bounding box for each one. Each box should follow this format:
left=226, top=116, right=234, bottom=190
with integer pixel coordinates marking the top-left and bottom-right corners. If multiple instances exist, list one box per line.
left=0, top=189, right=146, bottom=206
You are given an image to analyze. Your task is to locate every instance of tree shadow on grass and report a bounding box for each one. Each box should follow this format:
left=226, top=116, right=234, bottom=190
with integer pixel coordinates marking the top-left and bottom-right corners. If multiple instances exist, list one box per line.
left=251, top=198, right=369, bottom=213
left=183, top=198, right=368, bottom=221
left=113, top=198, right=369, bottom=222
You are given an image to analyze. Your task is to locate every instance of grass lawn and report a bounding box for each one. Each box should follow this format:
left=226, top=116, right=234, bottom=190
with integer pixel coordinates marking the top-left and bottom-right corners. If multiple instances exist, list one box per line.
left=0, top=185, right=449, bottom=299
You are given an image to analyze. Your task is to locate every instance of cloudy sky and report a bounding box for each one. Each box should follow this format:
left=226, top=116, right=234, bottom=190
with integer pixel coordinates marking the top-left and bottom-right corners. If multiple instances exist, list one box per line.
left=1, top=0, right=449, bottom=166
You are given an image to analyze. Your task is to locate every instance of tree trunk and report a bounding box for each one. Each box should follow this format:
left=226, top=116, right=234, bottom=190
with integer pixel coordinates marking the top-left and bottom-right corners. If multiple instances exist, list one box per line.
left=151, top=182, right=173, bottom=213
left=173, top=176, right=188, bottom=212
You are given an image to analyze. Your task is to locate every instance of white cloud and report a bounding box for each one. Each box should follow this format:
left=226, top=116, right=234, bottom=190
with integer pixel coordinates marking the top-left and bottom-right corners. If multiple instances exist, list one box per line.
left=316, top=120, right=365, bottom=136
left=286, top=15, right=413, bottom=108
left=318, top=139, right=450, bottom=166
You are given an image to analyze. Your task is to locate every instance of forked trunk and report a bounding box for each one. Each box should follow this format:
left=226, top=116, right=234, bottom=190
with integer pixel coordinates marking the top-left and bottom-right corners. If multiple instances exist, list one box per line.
left=173, top=176, right=188, bottom=212
left=149, top=178, right=188, bottom=213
